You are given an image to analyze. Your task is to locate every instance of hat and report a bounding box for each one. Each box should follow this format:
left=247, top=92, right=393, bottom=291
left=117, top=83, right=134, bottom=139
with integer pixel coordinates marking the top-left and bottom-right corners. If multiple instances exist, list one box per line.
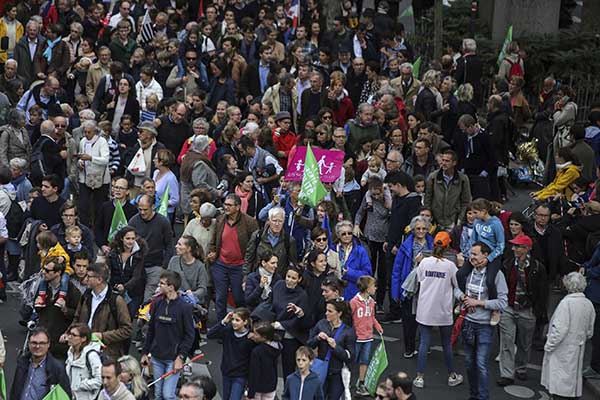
left=191, top=135, right=210, bottom=152
left=138, top=121, right=158, bottom=136
left=199, top=202, right=217, bottom=218
left=434, top=231, right=451, bottom=247
left=275, top=111, right=292, bottom=122
left=508, top=234, right=533, bottom=249
left=338, top=43, right=352, bottom=54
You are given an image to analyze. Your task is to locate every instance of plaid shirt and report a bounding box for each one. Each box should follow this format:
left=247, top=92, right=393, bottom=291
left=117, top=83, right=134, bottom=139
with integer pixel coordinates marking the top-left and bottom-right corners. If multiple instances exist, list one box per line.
left=279, top=89, right=293, bottom=113
left=290, top=39, right=318, bottom=62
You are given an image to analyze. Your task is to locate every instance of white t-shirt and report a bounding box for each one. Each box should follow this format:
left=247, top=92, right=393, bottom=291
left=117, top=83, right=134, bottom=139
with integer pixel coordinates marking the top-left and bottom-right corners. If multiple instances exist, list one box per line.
left=416, top=256, right=458, bottom=326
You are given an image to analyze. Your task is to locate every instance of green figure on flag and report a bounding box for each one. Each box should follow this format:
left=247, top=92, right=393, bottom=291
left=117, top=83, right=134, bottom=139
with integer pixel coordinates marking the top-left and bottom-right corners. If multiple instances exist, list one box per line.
left=299, top=144, right=327, bottom=208
left=497, top=25, right=513, bottom=68
left=107, top=200, right=128, bottom=242
left=158, top=184, right=170, bottom=217
left=42, top=384, right=70, bottom=400
left=364, top=337, right=389, bottom=395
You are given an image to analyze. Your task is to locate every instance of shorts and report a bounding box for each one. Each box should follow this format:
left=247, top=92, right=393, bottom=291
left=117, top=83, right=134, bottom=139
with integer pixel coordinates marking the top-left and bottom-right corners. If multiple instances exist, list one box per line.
left=355, top=341, right=372, bottom=365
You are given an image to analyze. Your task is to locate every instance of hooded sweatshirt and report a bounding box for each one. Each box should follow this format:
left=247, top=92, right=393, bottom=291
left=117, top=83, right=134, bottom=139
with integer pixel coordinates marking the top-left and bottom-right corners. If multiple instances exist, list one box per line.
left=471, top=216, right=505, bottom=262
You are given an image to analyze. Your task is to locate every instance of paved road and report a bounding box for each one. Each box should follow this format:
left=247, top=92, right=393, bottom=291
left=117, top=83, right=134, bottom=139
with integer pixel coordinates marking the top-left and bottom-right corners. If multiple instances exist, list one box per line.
left=0, top=186, right=596, bottom=399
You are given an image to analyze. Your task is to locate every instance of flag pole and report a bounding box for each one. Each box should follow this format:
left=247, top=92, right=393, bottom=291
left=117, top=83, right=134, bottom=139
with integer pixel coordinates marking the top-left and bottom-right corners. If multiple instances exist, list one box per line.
left=147, top=353, right=205, bottom=387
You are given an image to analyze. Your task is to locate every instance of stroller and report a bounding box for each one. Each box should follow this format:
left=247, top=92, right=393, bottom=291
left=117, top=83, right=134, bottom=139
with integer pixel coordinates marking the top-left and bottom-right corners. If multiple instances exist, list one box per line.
left=18, top=272, right=42, bottom=326
left=509, top=136, right=545, bottom=187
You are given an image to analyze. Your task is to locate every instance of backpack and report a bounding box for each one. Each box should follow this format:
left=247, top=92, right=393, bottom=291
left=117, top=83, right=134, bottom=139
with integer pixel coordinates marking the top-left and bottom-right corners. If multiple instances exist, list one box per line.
left=30, top=136, right=50, bottom=185
left=5, top=199, right=25, bottom=239
left=85, top=348, right=102, bottom=376
left=507, top=58, right=524, bottom=80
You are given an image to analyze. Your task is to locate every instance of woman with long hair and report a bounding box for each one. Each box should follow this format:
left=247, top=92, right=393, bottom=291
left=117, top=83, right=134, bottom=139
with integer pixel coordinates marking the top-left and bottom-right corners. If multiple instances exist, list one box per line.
left=233, top=171, right=265, bottom=219
left=66, top=323, right=103, bottom=400
left=118, top=355, right=150, bottom=400
left=152, top=148, right=180, bottom=222
left=207, top=57, right=235, bottom=110
left=307, top=299, right=356, bottom=400
left=413, top=232, right=463, bottom=389
left=415, top=69, right=442, bottom=122
left=108, top=226, right=146, bottom=317
left=167, top=235, right=208, bottom=305
left=103, top=77, right=140, bottom=135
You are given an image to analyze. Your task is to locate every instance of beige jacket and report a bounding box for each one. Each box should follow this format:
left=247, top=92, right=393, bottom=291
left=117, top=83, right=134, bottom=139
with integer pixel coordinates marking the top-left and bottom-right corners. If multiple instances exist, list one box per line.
left=85, top=61, right=110, bottom=102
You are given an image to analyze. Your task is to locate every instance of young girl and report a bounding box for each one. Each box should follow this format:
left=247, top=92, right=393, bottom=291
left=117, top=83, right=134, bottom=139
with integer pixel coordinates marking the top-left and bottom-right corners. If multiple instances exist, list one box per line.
left=360, top=155, right=386, bottom=187
left=34, top=231, right=72, bottom=308
left=207, top=308, right=255, bottom=400
left=140, top=93, right=159, bottom=123
left=247, top=321, right=282, bottom=400
left=282, top=346, right=324, bottom=400
left=350, top=276, right=383, bottom=396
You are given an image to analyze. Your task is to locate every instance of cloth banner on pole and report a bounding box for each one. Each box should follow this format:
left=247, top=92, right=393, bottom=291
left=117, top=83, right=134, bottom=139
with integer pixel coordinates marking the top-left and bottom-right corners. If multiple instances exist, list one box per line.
left=285, top=146, right=344, bottom=182
left=497, top=25, right=513, bottom=68
left=107, top=200, right=128, bottom=242
left=298, top=144, right=328, bottom=208
left=364, top=337, right=389, bottom=395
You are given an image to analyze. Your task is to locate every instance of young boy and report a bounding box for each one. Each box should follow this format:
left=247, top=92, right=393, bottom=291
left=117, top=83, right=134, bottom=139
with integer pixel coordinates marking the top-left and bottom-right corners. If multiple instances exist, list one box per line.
left=413, top=174, right=426, bottom=205
left=65, top=226, right=83, bottom=260
left=282, top=346, right=324, bottom=400
left=34, top=231, right=72, bottom=308
left=350, top=276, right=383, bottom=396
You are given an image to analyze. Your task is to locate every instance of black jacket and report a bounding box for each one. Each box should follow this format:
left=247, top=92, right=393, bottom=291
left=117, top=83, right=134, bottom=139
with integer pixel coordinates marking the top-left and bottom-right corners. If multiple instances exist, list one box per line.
left=452, top=129, right=497, bottom=176
left=414, top=87, right=439, bottom=122
left=345, top=68, right=367, bottom=107
left=454, top=53, right=483, bottom=106
left=248, top=342, right=282, bottom=397
left=501, top=256, right=548, bottom=319
left=95, top=200, right=138, bottom=248
left=11, top=353, right=72, bottom=400
left=486, top=109, right=513, bottom=165
left=239, top=61, right=275, bottom=100
left=108, top=239, right=147, bottom=298
left=244, top=271, right=282, bottom=309
left=387, top=192, right=421, bottom=249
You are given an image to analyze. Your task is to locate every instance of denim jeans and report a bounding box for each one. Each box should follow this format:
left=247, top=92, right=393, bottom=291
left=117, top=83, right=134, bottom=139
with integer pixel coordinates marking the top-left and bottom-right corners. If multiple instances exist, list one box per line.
left=222, top=375, right=246, bottom=400
left=211, top=261, right=245, bottom=321
left=462, top=319, right=494, bottom=400
left=151, top=358, right=180, bottom=400
left=417, top=324, right=454, bottom=374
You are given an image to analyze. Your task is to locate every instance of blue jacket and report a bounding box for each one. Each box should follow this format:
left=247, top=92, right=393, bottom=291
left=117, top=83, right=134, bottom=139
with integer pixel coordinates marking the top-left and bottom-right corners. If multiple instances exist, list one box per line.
left=244, top=271, right=282, bottom=309
left=283, top=370, right=324, bottom=400
left=585, top=125, right=600, bottom=167
left=391, top=233, right=433, bottom=300
left=583, top=242, right=600, bottom=304
left=339, top=239, right=372, bottom=300
left=471, top=216, right=505, bottom=262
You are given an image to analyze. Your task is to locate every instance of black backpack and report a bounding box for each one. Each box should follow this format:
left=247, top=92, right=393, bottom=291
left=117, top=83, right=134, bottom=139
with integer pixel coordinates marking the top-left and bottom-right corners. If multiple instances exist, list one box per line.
left=30, top=136, right=50, bottom=186
left=5, top=200, right=24, bottom=239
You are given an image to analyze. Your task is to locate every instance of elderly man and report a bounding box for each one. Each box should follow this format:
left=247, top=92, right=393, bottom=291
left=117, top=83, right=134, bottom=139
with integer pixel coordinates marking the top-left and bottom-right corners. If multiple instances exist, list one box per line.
left=0, top=59, right=24, bottom=103
left=14, top=19, right=46, bottom=87
left=454, top=38, right=483, bottom=106
left=207, top=193, right=259, bottom=320
left=386, top=149, right=403, bottom=173
left=11, top=327, right=72, bottom=400
left=245, top=206, right=297, bottom=276
left=390, top=63, right=421, bottom=111
left=86, top=46, right=111, bottom=102
left=345, top=103, right=380, bottom=155
left=30, top=120, right=67, bottom=185
left=124, top=121, right=165, bottom=197
left=17, top=76, right=62, bottom=123
left=498, top=235, right=548, bottom=386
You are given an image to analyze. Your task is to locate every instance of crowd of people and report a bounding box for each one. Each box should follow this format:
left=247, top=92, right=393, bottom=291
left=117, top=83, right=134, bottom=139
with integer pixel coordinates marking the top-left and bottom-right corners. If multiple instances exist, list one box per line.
left=0, top=1, right=599, bottom=400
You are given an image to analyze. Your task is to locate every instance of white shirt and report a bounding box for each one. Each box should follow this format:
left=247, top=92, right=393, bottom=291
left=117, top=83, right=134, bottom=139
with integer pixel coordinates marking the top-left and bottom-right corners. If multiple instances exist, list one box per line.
left=28, top=37, right=38, bottom=61
left=0, top=212, right=8, bottom=239
left=88, top=285, right=109, bottom=328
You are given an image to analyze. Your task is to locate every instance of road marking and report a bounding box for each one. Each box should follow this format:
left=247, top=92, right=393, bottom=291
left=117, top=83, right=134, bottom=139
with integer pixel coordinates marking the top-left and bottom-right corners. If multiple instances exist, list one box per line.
left=429, top=346, right=543, bottom=371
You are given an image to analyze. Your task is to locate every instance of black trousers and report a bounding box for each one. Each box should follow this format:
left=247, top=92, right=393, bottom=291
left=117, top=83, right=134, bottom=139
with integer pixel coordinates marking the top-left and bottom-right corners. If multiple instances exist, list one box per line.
left=79, top=183, right=109, bottom=227
left=401, top=299, right=417, bottom=353
left=385, top=249, right=402, bottom=317
left=281, top=337, right=302, bottom=379
left=369, top=240, right=386, bottom=305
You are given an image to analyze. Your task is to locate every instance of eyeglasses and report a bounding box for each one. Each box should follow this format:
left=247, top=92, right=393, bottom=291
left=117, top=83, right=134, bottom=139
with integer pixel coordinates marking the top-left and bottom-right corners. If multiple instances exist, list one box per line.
left=316, top=131, right=327, bottom=135
left=55, top=124, right=66, bottom=128
left=414, top=227, right=428, bottom=231
left=340, top=231, right=353, bottom=236
left=186, top=57, right=197, bottom=61
left=315, top=237, right=327, bottom=242
left=42, top=267, right=56, bottom=273
left=67, top=332, right=83, bottom=337
left=386, top=158, right=400, bottom=163
left=322, top=115, right=332, bottom=120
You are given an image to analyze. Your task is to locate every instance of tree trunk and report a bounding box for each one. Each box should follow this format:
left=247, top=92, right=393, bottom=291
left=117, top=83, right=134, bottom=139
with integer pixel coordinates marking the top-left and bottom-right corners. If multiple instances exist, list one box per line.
left=434, top=0, right=443, bottom=59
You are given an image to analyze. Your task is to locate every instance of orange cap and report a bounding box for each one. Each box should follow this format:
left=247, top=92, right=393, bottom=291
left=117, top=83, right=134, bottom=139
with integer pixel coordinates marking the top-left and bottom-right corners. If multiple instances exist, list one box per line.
left=434, top=231, right=451, bottom=247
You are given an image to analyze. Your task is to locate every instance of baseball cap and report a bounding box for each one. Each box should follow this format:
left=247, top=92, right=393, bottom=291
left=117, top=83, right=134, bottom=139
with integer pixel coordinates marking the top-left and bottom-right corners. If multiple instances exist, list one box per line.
left=434, top=231, right=451, bottom=247
left=508, top=234, right=533, bottom=249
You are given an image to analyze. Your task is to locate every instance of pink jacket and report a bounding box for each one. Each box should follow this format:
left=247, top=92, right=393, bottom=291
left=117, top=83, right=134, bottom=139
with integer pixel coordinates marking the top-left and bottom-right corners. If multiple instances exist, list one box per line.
left=350, top=293, right=383, bottom=341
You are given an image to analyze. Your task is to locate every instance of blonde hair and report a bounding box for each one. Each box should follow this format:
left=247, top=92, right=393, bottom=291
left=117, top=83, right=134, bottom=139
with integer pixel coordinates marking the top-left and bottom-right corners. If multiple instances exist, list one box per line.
left=422, top=70, right=441, bottom=88
left=65, top=225, right=82, bottom=238
left=118, top=355, right=149, bottom=399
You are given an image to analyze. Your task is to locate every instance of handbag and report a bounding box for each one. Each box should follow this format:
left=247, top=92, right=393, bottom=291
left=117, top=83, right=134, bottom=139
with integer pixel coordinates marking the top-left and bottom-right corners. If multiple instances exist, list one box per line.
left=310, top=323, right=346, bottom=385
left=84, top=167, right=106, bottom=189
left=127, top=147, right=147, bottom=177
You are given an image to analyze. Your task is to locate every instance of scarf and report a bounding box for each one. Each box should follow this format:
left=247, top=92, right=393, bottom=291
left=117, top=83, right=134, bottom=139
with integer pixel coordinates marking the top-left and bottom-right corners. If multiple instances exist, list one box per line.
left=180, top=149, right=215, bottom=183
left=43, top=36, right=62, bottom=63
left=235, top=185, right=251, bottom=213
left=258, top=266, right=274, bottom=299
left=11, top=173, right=27, bottom=189
left=555, top=161, right=572, bottom=170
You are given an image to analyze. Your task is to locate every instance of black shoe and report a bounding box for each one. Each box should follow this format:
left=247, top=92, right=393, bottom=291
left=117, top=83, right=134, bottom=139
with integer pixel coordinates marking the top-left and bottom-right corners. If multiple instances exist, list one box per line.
left=403, top=350, right=417, bottom=359
left=496, top=377, right=514, bottom=387
left=379, top=313, right=402, bottom=324
left=515, top=370, right=527, bottom=381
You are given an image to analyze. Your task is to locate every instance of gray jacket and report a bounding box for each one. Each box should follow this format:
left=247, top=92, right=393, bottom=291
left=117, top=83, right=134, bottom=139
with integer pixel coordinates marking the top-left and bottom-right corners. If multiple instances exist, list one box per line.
left=424, top=168, right=472, bottom=229
left=0, top=124, right=32, bottom=168
left=167, top=256, right=209, bottom=304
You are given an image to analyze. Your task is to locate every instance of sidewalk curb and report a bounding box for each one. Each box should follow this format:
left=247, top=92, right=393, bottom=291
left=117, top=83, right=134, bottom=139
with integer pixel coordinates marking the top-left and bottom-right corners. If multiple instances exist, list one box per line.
left=585, top=378, right=600, bottom=397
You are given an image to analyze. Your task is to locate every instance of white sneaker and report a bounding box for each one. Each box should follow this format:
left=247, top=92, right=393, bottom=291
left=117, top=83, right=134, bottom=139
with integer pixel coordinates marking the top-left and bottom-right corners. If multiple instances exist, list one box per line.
left=448, top=373, right=464, bottom=387
left=413, top=376, right=424, bottom=388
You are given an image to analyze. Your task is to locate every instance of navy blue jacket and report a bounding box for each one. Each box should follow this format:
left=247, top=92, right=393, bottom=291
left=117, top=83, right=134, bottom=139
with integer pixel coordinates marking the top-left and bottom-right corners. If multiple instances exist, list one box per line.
left=207, top=322, right=255, bottom=377
left=307, top=319, right=356, bottom=374
left=11, top=353, right=72, bottom=400
left=271, top=280, right=309, bottom=343
left=142, top=296, right=195, bottom=361
left=244, top=271, right=282, bottom=309
left=283, top=370, right=324, bottom=400
left=247, top=341, right=282, bottom=397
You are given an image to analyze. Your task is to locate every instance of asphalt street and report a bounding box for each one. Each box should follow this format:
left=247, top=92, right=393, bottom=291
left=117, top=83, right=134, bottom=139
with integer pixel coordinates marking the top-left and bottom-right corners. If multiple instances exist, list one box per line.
left=0, top=185, right=596, bottom=399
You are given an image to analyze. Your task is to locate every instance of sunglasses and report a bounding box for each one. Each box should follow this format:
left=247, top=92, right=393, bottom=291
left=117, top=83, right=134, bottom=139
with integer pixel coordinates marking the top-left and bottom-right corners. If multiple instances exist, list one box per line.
left=322, top=115, right=332, bottom=120
left=314, top=237, right=327, bottom=242
left=42, top=267, right=55, bottom=273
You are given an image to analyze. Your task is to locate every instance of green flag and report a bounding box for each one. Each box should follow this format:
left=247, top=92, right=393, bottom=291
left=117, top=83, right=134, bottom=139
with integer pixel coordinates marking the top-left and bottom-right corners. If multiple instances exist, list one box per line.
left=157, top=184, right=170, bottom=217
left=497, top=25, right=513, bottom=68
left=0, top=369, right=6, bottom=400
left=400, top=5, right=414, bottom=18
left=107, top=200, right=128, bottom=242
left=412, top=56, right=421, bottom=79
left=42, top=384, right=70, bottom=400
left=364, top=338, right=389, bottom=395
left=298, top=144, right=327, bottom=208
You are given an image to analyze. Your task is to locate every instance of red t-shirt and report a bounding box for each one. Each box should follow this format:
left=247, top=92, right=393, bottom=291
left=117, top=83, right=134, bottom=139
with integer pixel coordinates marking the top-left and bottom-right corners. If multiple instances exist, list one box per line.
left=218, top=222, right=244, bottom=266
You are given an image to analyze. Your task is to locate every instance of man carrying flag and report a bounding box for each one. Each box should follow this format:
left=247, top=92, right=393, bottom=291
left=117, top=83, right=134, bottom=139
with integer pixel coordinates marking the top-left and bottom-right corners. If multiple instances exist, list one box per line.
left=95, top=177, right=137, bottom=255
left=10, top=327, right=72, bottom=400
